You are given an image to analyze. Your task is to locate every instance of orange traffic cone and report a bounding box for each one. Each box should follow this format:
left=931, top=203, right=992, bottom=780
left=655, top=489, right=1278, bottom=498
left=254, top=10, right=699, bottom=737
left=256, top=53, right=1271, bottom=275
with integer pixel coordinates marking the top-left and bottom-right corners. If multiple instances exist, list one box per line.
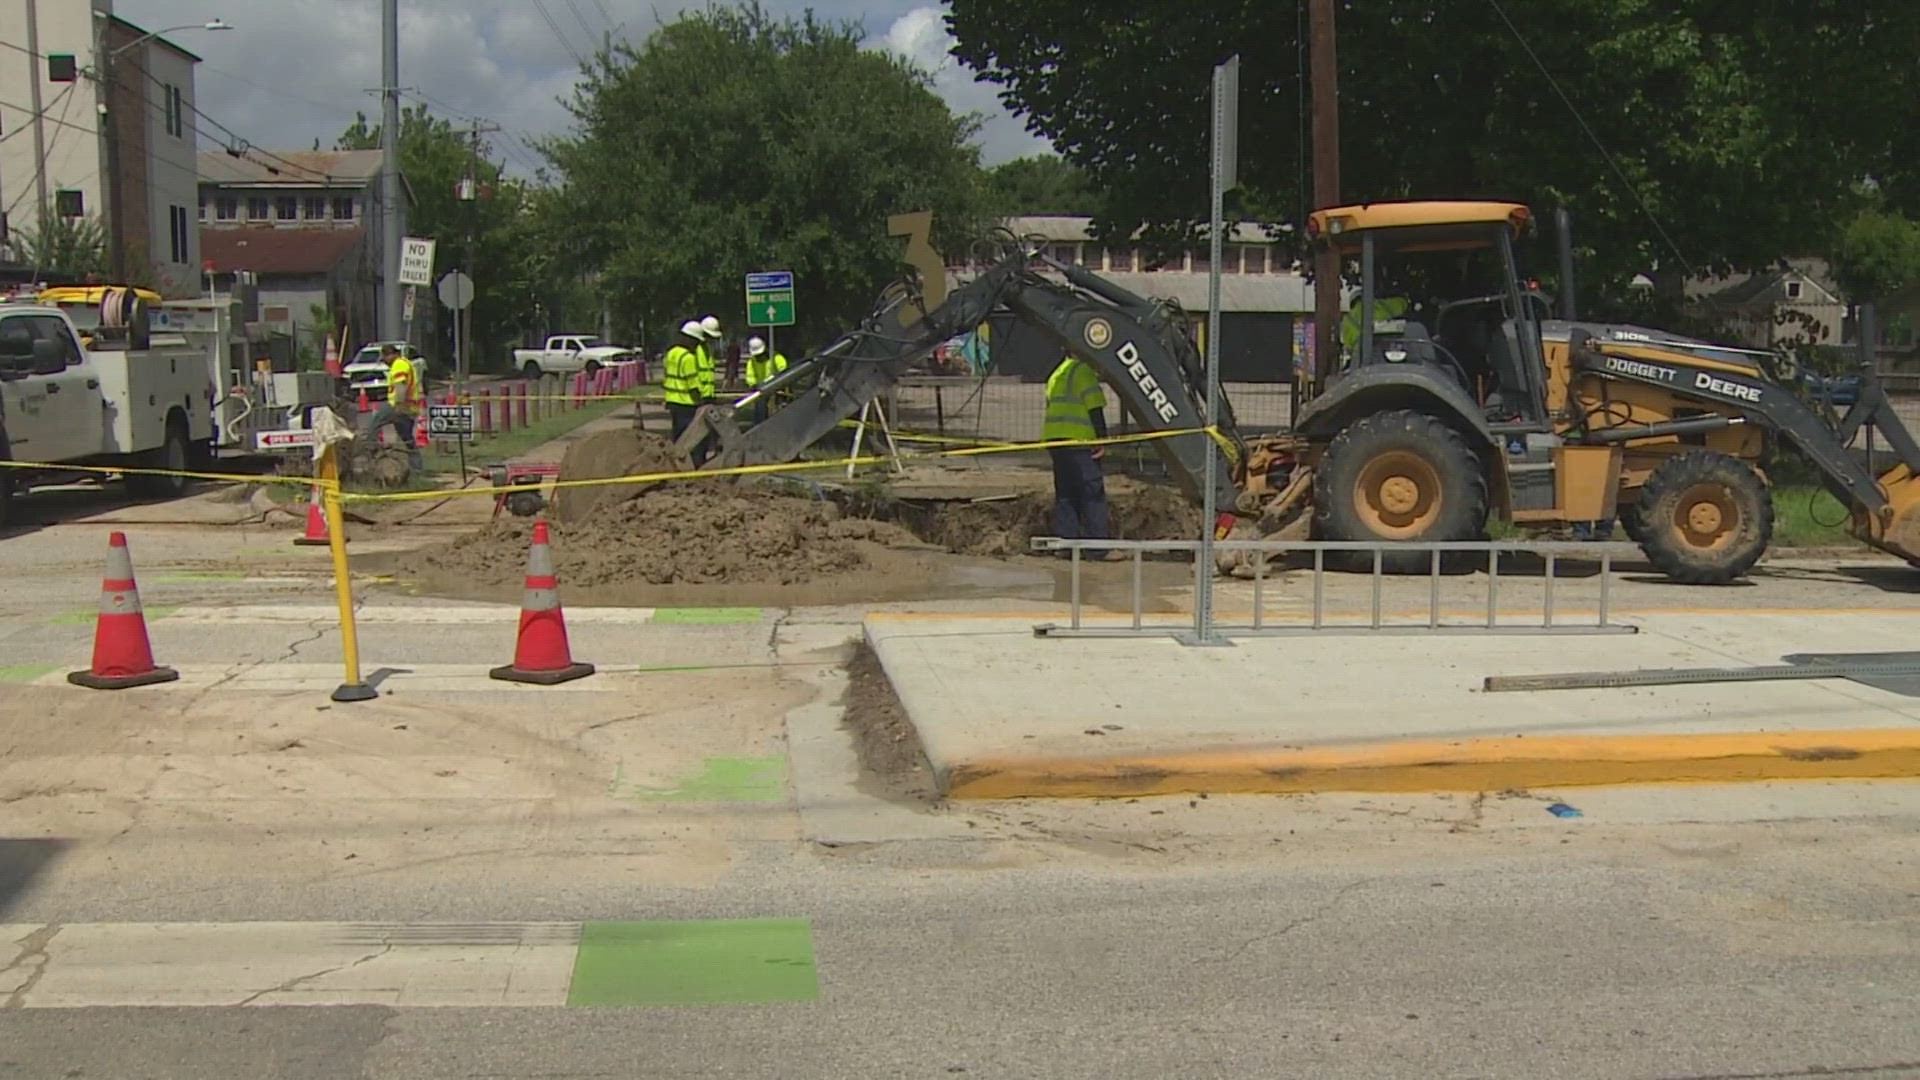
left=415, top=414, right=430, bottom=450
left=356, top=387, right=371, bottom=413
left=489, top=520, right=594, bottom=685
left=293, top=485, right=339, bottom=546
left=68, top=532, right=178, bottom=690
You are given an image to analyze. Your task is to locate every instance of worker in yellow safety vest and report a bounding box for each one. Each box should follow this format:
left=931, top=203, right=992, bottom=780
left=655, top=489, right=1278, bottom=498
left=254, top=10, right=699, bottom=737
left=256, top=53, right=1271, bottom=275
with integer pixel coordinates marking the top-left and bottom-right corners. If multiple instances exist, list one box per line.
left=744, top=336, right=788, bottom=424
left=1042, top=353, right=1121, bottom=560
left=697, top=315, right=722, bottom=401
left=369, top=344, right=425, bottom=471
left=1339, top=295, right=1411, bottom=361
left=663, top=321, right=707, bottom=443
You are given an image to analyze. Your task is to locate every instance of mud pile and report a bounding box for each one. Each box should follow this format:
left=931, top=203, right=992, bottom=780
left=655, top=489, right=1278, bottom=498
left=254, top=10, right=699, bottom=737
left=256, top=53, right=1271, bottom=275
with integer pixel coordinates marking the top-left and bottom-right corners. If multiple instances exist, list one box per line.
left=896, top=484, right=1203, bottom=558
left=416, top=430, right=1207, bottom=589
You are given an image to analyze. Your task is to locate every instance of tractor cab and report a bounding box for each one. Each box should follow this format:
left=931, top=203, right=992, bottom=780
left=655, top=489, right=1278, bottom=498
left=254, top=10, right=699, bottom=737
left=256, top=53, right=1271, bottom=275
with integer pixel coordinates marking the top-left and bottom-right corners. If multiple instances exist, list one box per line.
left=1305, top=201, right=1551, bottom=432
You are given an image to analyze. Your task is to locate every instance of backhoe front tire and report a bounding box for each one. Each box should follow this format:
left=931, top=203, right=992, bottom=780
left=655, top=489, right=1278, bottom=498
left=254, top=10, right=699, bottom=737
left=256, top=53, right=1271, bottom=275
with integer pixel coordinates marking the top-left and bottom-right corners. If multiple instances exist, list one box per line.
left=1634, top=450, right=1772, bottom=585
left=1313, top=410, right=1489, bottom=572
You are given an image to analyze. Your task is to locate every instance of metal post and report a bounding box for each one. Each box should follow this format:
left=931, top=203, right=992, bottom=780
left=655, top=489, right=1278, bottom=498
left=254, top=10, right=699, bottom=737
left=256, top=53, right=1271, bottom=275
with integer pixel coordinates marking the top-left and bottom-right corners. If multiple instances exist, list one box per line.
left=378, top=0, right=403, bottom=340
left=1253, top=553, right=1265, bottom=630
left=1370, top=547, right=1383, bottom=629
left=1429, top=547, right=1441, bottom=628
left=1070, top=546, right=1082, bottom=630
left=1598, top=552, right=1611, bottom=626
left=1312, top=548, right=1325, bottom=628
left=1543, top=552, right=1556, bottom=627
left=1188, top=55, right=1238, bottom=649
left=1132, top=550, right=1143, bottom=630
left=1486, top=550, right=1500, bottom=628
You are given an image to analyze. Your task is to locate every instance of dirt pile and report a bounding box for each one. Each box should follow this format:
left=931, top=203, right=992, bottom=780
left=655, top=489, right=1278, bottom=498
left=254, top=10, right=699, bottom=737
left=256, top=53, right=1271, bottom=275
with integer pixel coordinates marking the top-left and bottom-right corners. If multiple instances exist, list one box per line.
left=552, top=429, right=690, bottom=524
left=891, top=485, right=1205, bottom=558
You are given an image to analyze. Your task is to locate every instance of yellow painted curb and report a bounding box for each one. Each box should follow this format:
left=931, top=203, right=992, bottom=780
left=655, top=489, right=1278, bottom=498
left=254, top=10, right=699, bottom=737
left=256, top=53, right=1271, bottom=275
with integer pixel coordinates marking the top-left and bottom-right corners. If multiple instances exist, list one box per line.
left=942, top=729, right=1920, bottom=799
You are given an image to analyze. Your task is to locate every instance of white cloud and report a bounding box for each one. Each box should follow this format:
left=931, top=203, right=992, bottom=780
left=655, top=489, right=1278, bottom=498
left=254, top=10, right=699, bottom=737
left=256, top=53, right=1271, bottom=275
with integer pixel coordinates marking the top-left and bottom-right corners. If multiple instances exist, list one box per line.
left=877, top=4, right=1050, bottom=164
left=113, top=0, right=1048, bottom=172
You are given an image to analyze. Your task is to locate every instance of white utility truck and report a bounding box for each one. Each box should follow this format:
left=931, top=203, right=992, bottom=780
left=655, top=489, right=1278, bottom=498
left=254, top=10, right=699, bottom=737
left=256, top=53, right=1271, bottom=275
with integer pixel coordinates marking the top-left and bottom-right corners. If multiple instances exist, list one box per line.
left=0, top=290, right=217, bottom=528
left=511, top=334, right=635, bottom=378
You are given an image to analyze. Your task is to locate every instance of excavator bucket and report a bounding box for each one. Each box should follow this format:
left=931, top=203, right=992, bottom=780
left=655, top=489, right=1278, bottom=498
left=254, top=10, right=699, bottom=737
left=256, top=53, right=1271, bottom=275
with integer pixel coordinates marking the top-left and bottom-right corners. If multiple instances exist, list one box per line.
left=1851, top=463, right=1920, bottom=566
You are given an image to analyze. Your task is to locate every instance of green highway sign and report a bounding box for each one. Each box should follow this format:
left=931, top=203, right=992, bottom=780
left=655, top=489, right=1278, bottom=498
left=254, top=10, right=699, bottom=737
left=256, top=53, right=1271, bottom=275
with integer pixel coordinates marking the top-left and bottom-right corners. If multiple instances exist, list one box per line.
left=744, top=270, right=796, bottom=327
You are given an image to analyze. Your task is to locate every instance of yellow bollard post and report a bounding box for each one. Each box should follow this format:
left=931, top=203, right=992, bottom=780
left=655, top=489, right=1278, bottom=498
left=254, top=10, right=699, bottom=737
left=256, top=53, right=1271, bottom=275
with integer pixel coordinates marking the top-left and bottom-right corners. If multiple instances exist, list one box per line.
left=321, top=446, right=376, bottom=703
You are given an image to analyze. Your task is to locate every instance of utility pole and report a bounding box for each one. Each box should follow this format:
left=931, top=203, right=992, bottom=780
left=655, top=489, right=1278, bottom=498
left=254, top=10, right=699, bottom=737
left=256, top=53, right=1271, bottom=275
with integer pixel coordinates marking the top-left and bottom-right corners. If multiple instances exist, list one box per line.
left=1307, top=0, right=1341, bottom=402
left=451, top=122, right=498, bottom=391
left=378, top=0, right=402, bottom=340
left=24, top=0, right=51, bottom=228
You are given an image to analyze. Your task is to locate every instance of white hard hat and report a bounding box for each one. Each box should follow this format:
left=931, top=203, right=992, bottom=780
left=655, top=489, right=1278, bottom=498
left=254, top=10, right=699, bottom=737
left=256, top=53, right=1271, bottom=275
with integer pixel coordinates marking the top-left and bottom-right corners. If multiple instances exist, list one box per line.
left=747, top=337, right=767, bottom=357
left=700, top=315, right=722, bottom=339
left=678, top=320, right=704, bottom=338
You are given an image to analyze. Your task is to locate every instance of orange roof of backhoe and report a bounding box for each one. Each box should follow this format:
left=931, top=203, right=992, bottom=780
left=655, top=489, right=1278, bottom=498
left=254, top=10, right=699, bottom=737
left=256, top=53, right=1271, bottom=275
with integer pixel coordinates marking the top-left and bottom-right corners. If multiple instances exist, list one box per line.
left=1307, top=201, right=1533, bottom=252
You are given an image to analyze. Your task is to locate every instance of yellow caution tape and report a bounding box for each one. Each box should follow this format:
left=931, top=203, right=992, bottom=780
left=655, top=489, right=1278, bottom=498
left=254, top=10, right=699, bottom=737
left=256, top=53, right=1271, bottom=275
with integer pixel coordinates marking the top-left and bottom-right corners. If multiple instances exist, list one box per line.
left=340, top=426, right=1227, bottom=504
left=0, top=457, right=329, bottom=489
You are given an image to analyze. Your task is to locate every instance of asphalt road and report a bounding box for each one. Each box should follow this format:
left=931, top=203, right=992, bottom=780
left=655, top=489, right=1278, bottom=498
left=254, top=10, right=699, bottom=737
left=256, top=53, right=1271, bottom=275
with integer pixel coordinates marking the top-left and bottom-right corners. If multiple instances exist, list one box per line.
left=6, top=786, right=1920, bottom=1080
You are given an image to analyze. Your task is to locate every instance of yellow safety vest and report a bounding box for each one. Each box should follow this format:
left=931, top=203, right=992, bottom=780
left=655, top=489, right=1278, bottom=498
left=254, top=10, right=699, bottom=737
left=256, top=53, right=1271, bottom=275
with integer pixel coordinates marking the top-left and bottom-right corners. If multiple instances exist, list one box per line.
left=387, top=356, right=419, bottom=413
left=1340, top=296, right=1411, bottom=353
left=1042, top=357, right=1105, bottom=442
left=662, top=345, right=700, bottom=406
left=746, top=352, right=788, bottom=386
left=694, top=343, right=716, bottom=399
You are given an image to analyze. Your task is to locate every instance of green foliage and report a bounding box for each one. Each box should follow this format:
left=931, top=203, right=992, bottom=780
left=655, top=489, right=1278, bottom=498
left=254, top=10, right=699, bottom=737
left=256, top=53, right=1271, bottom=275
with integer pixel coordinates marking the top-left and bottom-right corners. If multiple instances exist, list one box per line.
left=1831, top=208, right=1920, bottom=302
left=338, top=106, right=549, bottom=369
left=543, top=2, right=985, bottom=349
left=985, top=156, right=1101, bottom=215
left=947, top=0, right=1920, bottom=317
left=19, top=215, right=109, bottom=277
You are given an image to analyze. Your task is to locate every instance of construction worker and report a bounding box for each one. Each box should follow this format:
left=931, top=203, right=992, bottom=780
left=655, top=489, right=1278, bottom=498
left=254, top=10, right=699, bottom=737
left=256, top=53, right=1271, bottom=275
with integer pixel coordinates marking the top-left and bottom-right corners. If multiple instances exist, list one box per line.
left=1339, top=295, right=1412, bottom=361
left=368, top=344, right=425, bottom=473
left=744, top=336, right=788, bottom=424
left=1043, top=352, right=1120, bottom=560
left=697, top=315, right=722, bottom=402
left=662, top=321, right=706, bottom=441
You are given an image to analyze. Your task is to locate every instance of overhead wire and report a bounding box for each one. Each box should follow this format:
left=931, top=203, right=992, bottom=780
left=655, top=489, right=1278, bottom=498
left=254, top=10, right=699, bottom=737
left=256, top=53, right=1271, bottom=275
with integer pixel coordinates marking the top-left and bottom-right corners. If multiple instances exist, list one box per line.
left=530, top=0, right=590, bottom=67
left=1485, top=0, right=1695, bottom=279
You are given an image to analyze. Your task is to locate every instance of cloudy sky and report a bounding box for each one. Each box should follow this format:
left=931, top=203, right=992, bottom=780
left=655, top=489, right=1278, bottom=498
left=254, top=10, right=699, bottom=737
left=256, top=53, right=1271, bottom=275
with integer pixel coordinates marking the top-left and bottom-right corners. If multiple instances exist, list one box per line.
left=115, top=0, right=1050, bottom=171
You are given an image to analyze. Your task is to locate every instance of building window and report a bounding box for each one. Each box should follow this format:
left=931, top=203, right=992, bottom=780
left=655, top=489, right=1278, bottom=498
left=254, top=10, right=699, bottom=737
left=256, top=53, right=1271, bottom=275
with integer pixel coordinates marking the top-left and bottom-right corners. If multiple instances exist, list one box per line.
left=1082, top=247, right=1103, bottom=271
left=1105, top=247, right=1134, bottom=272
left=1243, top=247, right=1267, bottom=274
left=1220, top=246, right=1242, bottom=273
left=164, top=84, right=184, bottom=139
left=1048, top=243, right=1078, bottom=266
left=275, top=196, right=298, bottom=221
left=303, top=196, right=327, bottom=220
left=168, top=205, right=190, bottom=264
left=215, top=196, right=237, bottom=221
left=55, top=189, right=83, bottom=218
left=197, top=196, right=208, bottom=222
left=247, top=197, right=269, bottom=220
left=1190, top=248, right=1210, bottom=273
left=332, top=197, right=355, bottom=221
left=1784, top=279, right=1803, bottom=300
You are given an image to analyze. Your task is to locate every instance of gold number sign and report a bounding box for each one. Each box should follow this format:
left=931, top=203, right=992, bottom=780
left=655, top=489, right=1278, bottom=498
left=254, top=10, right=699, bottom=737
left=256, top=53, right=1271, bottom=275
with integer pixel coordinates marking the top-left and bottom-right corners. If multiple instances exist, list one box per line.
left=887, top=210, right=948, bottom=328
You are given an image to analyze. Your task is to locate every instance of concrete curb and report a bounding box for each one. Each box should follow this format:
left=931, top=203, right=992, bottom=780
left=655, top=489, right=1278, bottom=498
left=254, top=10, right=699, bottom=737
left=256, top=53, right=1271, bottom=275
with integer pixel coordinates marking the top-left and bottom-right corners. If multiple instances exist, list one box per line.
left=941, top=729, right=1920, bottom=799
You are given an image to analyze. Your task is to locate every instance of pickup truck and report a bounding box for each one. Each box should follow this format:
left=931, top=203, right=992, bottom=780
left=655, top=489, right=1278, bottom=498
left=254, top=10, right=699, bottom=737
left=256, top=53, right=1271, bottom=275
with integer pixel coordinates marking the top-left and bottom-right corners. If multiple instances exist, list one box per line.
left=0, top=301, right=216, bottom=528
left=511, top=334, right=635, bottom=378
left=342, top=340, right=429, bottom=402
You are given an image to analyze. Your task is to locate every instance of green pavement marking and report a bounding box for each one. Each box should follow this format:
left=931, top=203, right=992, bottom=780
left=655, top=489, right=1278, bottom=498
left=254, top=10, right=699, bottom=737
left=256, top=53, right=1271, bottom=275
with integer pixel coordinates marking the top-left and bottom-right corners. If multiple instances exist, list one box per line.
left=568, top=918, right=817, bottom=1007
left=618, top=756, right=786, bottom=803
left=50, top=605, right=177, bottom=626
left=0, top=664, right=57, bottom=684
left=650, top=607, right=764, bottom=625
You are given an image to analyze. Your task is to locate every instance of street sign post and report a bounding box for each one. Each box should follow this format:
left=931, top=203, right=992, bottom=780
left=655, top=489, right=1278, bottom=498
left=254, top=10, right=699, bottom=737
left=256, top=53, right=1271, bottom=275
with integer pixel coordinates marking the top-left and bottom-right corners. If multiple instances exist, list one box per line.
left=744, top=271, right=796, bottom=328
left=398, top=237, right=437, bottom=287
left=438, top=271, right=476, bottom=391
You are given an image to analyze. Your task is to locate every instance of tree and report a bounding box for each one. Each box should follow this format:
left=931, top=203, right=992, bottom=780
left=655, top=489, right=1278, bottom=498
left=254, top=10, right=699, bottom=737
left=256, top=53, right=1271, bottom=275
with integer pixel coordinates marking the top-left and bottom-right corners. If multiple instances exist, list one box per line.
left=18, top=215, right=109, bottom=278
left=1831, top=208, right=1920, bottom=303
left=338, top=106, right=552, bottom=370
left=947, top=0, right=1920, bottom=317
left=985, top=156, right=1101, bottom=215
left=543, top=2, right=985, bottom=348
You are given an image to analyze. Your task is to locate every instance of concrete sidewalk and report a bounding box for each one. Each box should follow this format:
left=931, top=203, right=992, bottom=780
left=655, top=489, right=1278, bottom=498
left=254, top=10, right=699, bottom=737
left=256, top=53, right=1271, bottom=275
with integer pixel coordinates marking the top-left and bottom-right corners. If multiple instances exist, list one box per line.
left=865, top=612, right=1920, bottom=798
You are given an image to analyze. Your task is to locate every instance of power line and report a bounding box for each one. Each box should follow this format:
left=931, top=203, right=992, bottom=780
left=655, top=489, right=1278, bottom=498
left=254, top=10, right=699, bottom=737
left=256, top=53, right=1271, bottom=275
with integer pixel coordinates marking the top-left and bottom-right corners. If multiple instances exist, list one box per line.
left=197, top=63, right=364, bottom=115
left=561, top=0, right=599, bottom=41
left=1485, top=0, right=1694, bottom=277
left=530, top=0, right=589, bottom=66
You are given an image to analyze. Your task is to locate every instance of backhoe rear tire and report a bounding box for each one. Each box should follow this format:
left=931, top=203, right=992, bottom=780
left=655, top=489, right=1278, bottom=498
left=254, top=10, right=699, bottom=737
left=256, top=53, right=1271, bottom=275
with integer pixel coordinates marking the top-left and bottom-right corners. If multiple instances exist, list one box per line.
left=1313, top=410, right=1488, bottom=573
left=1634, top=450, right=1772, bottom=585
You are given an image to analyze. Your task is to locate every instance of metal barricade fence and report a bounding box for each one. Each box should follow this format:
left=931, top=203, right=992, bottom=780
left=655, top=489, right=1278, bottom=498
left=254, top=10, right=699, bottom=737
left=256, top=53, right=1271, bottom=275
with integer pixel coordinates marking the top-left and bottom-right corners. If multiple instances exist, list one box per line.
left=1028, top=538, right=1639, bottom=639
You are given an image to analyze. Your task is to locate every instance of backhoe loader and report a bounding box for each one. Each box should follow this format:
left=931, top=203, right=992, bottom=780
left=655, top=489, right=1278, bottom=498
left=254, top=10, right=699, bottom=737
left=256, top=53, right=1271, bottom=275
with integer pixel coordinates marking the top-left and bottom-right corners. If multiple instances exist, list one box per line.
left=676, top=205, right=1920, bottom=584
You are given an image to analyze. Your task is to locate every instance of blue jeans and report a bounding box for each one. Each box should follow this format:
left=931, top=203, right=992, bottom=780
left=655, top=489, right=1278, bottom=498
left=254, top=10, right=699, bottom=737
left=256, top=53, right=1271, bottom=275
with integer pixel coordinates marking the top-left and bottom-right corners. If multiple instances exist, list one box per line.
left=1049, top=447, right=1110, bottom=553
